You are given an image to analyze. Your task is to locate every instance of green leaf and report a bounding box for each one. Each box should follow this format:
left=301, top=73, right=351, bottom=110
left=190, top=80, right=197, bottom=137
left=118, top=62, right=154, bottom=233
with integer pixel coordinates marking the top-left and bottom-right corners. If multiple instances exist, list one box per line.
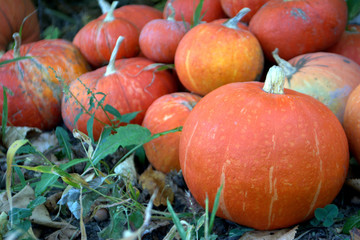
left=228, top=226, right=254, bottom=238
left=167, top=199, right=187, bottom=240
left=1, top=86, right=12, bottom=143
left=98, top=208, right=126, bottom=239
left=55, top=127, right=73, bottom=160
left=8, top=208, right=32, bottom=224
left=343, top=211, right=360, bottom=234
left=42, top=26, right=60, bottom=39
left=87, top=113, right=95, bottom=144
left=104, top=104, right=122, bottom=120
left=192, top=0, right=205, bottom=27
left=129, top=210, right=144, bottom=229
left=313, top=204, right=339, bottom=227
left=27, top=196, right=46, bottom=210
left=120, top=111, right=140, bottom=124
left=347, top=0, right=360, bottom=21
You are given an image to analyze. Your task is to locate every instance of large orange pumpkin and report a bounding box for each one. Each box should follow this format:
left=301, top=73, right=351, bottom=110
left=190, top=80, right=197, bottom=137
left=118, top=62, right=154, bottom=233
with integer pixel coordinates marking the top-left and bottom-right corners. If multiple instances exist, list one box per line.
left=273, top=50, right=360, bottom=124
left=220, top=0, right=270, bottom=23
left=62, top=37, right=178, bottom=140
left=142, top=92, right=201, bottom=173
left=0, top=35, right=90, bottom=130
left=249, top=0, right=347, bottom=61
left=175, top=8, right=263, bottom=95
left=179, top=66, right=349, bottom=230
left=0, top=0, right=40, bottom=52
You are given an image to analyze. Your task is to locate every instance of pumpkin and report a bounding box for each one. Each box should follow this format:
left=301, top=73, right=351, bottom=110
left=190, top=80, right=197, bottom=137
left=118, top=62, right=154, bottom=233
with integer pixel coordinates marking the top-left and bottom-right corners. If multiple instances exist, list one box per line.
left=0, top=34, right=90, bottom=130
left=62, top=37, right=178, bottom=140
left=344, top=84, right=360, bottom=163
left=273, top=49, right=360, bottom=124
left=179, top=66, right=349, bottom=230
left=163, top=0, right=226, bottom=24
left=0, top=0, right=40, bottom=52
left=73, top=1, right=139, bottom=68
left=249, top=0, right=347, bottom=61
left=139, top=2, right=190, bottom=63
left=175, top=8, right=263, bottom=95
left=220, top=0, right=270, bottom=23
left=210, top=18, right=248, bottom=30
left=142, top=92, right=201, bottom=173
left=327, top=25, right=360, bottom=66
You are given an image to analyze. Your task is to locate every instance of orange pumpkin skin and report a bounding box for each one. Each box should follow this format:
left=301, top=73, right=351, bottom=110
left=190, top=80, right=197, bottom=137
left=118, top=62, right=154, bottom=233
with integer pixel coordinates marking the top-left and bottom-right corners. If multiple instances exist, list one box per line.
left=0, top=0, right=40, bottom=51
left=327, top=25, right=360, bottom=66
left=142, top=92, right=201, bottom=173
left=62, top=57, right=178, bottom=140
left=139, top=19, right=189, bottom=63
left=282, top=52, right=360, bottom=124
left=73, top=15, right=139, bottom=68
left=179, top=81, right=349, bottom=230
left=163, top=0, right=227, bottom=24
left=0, top=39, right=90, bottom=130
left=175, top=22, right=263, bottom=95
left=220, top=0, right=270, bottom=23
left=249, top=0, right=347, bottom=61
left=113, top=5, right=163, bottom=31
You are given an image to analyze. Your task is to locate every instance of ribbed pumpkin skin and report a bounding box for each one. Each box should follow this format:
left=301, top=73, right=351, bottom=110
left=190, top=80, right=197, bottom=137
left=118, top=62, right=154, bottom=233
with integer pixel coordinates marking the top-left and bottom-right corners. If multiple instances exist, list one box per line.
left=249, top=0, right=347, bottom=61
left=327, top=25, right=360, bottom=66
left=73, top=16, right=139, bottom=68
left=344, top=85, right=360, bottom=163
left=142, top=92, right=201, bottom=173
left=139, top=19, right=189, bottom=63
left=113, top=5, right=163, bottom=31
left=175, top=23, right=263, bottom=95
left=0, top=0, right=40, bottom=51
left=0, top=39, right=90, bottom=130
left=283, top=52, right=360, bottom=124
left=179, top=82, right=349, bottom=230
left=220, top=0, right=270, bottom=22
left=163, top=0, right=226, bottom=24
left=61, top=57, right=178, bottom=140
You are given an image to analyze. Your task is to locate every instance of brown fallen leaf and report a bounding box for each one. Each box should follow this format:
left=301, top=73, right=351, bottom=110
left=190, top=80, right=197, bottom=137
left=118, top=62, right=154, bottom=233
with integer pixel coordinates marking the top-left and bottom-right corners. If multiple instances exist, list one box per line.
left=346, top=178, right=360, bottom=192
left=139, top=166, right=174, bottom=207
left=351, top=228, right=360, bottom=240
left=239, top=225, right=298, bottom=240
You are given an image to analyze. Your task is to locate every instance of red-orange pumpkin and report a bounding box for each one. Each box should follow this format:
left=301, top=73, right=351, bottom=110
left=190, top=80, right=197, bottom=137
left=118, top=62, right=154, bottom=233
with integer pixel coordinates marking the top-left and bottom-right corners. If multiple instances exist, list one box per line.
left=327, top=25, right=360, bottom=66
left=0, top=35, right=90, bottom=130
left=249, top=0, right=347, bottom=61
left=62, top=37, right=178, bottom=140
left=163, top=0, right=226, bottom=24
left=273, top=50, right=360, bottom=124
left=220, top=0, right=270, bottom=23
left=344, top=84, right=360, bottom=163
left=179, top=66, right=349, bottom=230
left=142, top=92, right=201, bottom=173
left=175, top=8, right=263, bottom=95
left=0, top=0, right=40, bottom=51
left=73, top=2, right=139, bottom=68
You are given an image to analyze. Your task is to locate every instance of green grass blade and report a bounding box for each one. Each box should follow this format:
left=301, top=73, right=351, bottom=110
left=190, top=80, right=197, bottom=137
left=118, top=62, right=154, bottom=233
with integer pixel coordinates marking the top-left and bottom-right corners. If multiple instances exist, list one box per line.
left=167, top=199, right=187, bottom=240
left=208, top=184, right=223, bottom=234
left=0, top=56, right=32, bottom=67
left=55, top=126, right=73, bottom=160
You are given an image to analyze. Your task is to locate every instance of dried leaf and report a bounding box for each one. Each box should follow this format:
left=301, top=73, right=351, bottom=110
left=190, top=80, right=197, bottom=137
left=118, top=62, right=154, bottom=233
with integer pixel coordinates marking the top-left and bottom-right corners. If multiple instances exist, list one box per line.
left=2, top=126, right=41, bottom=149
left=30, top=131, right=58, bottom=153
left=347, top=178, right=360, bottom=192
left=139, top=166, right=174, bottom=207
left=351, top=228, right=360, bottom=240
left=114, top=153, right=137, bottom=183
left=239, top=226, right=298, bottom=240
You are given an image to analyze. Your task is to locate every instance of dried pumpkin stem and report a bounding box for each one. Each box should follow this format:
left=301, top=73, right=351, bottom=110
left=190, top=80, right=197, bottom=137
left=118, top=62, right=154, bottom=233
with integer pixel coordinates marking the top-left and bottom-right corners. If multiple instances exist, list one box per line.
left=263, top=66, right=286, bottom=94
left=272, top=48, right=297, bottom=78
left=167, top=0, right=176, bottom=21
left=12, top=33, right=21, bottom=58
left=222, top=7, right=250, bottom=30
left=105, top=36, right=124, bottom=76
left=103, top=1, right=118, bottom=22
left=98, top=0, right=111, bottom=14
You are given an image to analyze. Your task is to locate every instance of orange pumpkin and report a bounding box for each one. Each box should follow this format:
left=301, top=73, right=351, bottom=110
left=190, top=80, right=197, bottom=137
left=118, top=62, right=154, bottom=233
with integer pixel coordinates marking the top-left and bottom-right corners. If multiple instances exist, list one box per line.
left=220, top=0, right=270, bottom=23
left=249, top=0, right=347, bottom=61
left=0, top=0, right=40, bottom=51
left=179, top=66, right=349, bottom=230
left=142, top=92, right=201, bottom=173
left=0, top=35, right=90, bottom=130
left=175, top=8, right=263, bottom=95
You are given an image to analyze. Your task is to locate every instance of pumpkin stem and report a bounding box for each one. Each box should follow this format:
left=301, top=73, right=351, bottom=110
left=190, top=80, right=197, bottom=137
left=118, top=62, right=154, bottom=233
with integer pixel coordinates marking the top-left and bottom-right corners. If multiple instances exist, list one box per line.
left=222, top=8, right=250, bottom=30
left=167, top=0, right=176, bottom=21
left=272, top=48, right=297, bottom=78
left=105, top=36, right=124, bottom=76
left=263, top=66, right=286, bottom=94
left=103, top=1, right=118, bottom=22
left=12, top=33, right=21, bottom=58
left=98, top=0, right=111, bottom=14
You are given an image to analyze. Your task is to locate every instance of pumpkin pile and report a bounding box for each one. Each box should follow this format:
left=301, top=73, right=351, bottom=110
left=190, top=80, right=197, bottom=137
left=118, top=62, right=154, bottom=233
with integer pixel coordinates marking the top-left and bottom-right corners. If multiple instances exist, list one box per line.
left=1, top=0, right=360, bottom=232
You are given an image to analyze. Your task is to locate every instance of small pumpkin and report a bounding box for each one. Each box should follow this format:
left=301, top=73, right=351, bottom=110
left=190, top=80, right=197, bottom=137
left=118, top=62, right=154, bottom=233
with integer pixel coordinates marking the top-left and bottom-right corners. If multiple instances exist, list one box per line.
left=139, top=2, right=190, bottom=63
left=327, top=25, right=360, bottom=66
left=220, top=0, right=270, bottom=23
left=73, top=1, right=139, bottom=68
left=0, top=0, right=40, bottom=52
left=249, top=0, right=348, bottom=61
left=273, top=49, right=360, bottom=123
left=142, top=92, right=201, bottom=173
left=175, top=8, right=263, bottom=95
left=0, top=34, right=90, bottom=130
left=179, top=66, right=349, bottom=230
left=62, top=37, right=178, bottom=140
